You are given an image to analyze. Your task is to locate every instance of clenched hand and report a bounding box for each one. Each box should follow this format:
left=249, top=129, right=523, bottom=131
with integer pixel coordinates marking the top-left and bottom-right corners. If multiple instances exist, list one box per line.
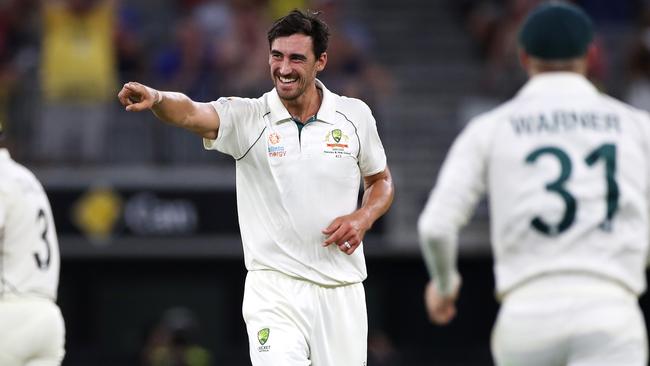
left=117, top=82, right=161, bottom=112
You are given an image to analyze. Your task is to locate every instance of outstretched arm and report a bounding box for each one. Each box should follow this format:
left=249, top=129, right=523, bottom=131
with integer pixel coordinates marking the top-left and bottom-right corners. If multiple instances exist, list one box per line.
left=322, top=166, right=394, bottom=255
left=117, top=82, right=220, bottom=140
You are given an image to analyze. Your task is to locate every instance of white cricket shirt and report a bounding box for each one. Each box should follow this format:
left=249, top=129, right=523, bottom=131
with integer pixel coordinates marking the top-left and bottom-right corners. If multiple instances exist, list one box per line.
left=0, top=149, right=60, bottom=300
left=204, top=80, right=387, bottom=286
left=419, top=73, right=650, bottom=296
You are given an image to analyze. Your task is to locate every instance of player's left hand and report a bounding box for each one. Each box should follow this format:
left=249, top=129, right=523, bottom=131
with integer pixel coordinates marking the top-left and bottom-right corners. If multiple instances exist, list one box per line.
left=424, top=279, right=461, bottom=325
left=322, top=210, right=372, bottom=255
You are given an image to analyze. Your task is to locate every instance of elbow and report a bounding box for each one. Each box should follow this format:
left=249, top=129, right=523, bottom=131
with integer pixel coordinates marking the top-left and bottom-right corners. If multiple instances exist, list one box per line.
left=182, top=109, right=218, bottom=140
left=201, top=130, right=218, bottom=140
left=417, top=214, right=452, bottom=247
left=417, top=216, right=437, bottom=243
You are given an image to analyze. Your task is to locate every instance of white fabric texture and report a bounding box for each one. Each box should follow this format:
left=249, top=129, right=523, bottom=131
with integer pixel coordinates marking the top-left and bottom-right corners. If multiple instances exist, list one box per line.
left=242, top=270, right=367, bottom=366
left=492, top=274, right=647, bottom=366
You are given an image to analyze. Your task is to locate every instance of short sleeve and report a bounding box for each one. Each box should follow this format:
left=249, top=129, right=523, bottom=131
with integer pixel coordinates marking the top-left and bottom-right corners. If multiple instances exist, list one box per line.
left=357, top=103, right=387, bottom=176
left=203, top=97, right=265, bottom=159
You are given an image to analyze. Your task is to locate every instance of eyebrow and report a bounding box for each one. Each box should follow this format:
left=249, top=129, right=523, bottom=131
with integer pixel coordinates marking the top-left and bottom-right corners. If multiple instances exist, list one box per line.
left=270, top=50, right=308, bottom=61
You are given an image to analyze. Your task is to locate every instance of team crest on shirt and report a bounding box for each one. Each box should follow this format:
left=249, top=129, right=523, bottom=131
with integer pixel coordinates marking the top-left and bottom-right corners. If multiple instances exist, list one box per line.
left=268, top=132, right=286, bottom=157
left=257, top=327, right=271, bottom=352
left=324, top=129, right=351, bottom=157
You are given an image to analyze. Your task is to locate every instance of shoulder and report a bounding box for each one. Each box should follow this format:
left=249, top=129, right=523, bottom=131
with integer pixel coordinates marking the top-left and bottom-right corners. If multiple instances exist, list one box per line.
left=336, top=95, right=372, bottom=114
left=0, top=159, right=42, bottom=197
left=334, top=95, right=374, bottom=127
left=464, top=99, right=516, bottom=133
left=596, top=94, right=650, bottom=141
left=214, top=95, right=266, bottom=110
left=599, top=93, right=650, bottom=121
left=211, top=95, right=269, bottom=121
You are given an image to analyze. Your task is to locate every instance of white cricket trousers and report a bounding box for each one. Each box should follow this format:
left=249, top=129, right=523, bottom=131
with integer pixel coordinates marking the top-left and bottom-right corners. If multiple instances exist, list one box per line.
left=492, top=274, right=647, bottom=366
left=0, top=295, right=65, bottom=366
left=242, top=270, right=368, bottom=366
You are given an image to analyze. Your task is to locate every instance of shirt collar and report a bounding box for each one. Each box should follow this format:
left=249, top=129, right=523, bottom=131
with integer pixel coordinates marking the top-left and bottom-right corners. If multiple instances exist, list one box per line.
left=516, top=72, right=599, bottom=99
left=267, top=79, right=336, bottom=125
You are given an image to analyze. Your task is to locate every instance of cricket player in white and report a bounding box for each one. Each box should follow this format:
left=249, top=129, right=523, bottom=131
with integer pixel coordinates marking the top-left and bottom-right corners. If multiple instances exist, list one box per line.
left=0, top=122, right=65, bottom=366
left=117, top=10, right=393, bottom=366
left=418, top=2, right=650, bottom=365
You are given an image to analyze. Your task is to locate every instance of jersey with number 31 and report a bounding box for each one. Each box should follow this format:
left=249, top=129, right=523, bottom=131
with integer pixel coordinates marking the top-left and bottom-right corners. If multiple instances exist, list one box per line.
left=427, top=73, right=650, bottom=296
left=0, top=149, right=60, bottom=300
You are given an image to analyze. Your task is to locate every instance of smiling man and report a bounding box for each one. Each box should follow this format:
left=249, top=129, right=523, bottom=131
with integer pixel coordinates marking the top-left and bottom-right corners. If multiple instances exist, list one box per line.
left=117, top=9, right=393, bottom=366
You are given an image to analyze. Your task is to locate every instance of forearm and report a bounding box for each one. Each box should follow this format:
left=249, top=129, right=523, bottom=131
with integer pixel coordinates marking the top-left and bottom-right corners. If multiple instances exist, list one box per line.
left=151, top=92, right=199, bottom=130
left=359, top=169, right=394, bottom=228
left=119, top=82, right=219, bottom=139
left=416, top=186, right=465, bottom=296
left=417, top=222, right=461, bottom=296
left=149, top=90, right=218, bottom=139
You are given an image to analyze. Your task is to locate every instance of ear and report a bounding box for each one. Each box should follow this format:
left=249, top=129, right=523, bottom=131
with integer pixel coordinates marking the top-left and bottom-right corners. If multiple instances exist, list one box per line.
left=316, top=52, right=328, bottom=72
left=518, top=48, right=529, bottom=70
left=585, top=43, right=598, bottom=62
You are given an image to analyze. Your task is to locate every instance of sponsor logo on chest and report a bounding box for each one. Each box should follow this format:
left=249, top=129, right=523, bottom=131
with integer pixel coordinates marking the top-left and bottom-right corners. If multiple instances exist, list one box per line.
left=267, top=132, right=286, bottom=158
left=324, top=129, right=351, bottom=157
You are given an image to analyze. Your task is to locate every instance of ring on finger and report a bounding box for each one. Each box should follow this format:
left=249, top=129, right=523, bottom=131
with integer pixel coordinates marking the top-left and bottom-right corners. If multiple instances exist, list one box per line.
left=344, top=241, right=352, bottom=249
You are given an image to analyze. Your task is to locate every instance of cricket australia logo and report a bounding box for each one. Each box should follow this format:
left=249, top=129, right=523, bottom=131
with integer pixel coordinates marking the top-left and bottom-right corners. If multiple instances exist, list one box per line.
left=332, top=129, right=343, bottom=143
left=324, top=129, right=351, bottom=157
left=267, top=132, right=286, bottom=158
left=257, top=328, right=271, bottom=352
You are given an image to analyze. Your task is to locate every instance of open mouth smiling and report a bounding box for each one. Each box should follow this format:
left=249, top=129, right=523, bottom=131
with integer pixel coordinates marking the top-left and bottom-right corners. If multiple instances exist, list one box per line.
left=278, top=76, right=298, bottom=84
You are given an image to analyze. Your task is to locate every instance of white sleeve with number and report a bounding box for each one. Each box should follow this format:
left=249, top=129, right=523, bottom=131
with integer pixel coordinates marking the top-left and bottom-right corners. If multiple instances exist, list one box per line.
left=0, top=154, right=60, bottom=301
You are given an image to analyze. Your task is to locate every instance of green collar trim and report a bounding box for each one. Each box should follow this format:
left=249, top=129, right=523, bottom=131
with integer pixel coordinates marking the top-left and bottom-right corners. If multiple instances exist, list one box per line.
left=293, top=115, right=317, bottom=135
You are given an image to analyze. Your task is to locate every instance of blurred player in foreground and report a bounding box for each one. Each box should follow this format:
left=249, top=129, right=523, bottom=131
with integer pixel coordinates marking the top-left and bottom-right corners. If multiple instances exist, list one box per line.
left=118, top=9, right=393, bottom=366
left=418, top=2, right=650, bottom=365
left=0, top=120, right=65, bottom=365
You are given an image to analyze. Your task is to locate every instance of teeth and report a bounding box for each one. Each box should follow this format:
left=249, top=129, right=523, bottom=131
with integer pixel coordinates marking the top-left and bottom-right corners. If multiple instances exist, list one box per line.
left=279, top=76, right=296, bottom=83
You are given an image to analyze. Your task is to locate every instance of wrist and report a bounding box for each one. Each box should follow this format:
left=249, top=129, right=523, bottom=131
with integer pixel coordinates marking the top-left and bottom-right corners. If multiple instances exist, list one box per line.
left=435, top=271, right=461, bottom=297
left=151, top=88, right=163, bottom=106
left=359, top=208, right=374, bottom=231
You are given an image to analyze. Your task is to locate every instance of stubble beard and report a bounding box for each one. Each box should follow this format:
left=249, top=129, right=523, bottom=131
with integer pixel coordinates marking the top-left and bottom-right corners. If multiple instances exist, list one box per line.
left=276, top=78, right=305, bottom=102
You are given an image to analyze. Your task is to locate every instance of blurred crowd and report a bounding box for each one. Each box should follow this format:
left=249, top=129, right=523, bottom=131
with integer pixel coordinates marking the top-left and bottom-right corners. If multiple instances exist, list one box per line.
left=3, top=0, right=650, bottom=167
left=446, top=0, right=650, bottom=127
left=454, top=0, right=647, bottom=96
left=0, top=0, right=392, bottom=165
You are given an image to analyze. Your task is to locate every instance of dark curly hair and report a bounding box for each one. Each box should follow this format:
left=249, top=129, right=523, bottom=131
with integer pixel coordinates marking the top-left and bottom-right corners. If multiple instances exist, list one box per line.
left=267, top=9, right=330, bottom=58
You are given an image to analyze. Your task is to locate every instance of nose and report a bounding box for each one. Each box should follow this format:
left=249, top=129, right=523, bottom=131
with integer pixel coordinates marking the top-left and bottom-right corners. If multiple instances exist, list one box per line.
left=279, top=59, right=291, bottom=75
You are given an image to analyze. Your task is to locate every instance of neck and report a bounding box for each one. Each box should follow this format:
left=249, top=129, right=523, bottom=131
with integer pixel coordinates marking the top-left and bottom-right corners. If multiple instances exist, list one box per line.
left=527, top=57, right=588, bottom=77
left=282, top=83, right=322, bottom=123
